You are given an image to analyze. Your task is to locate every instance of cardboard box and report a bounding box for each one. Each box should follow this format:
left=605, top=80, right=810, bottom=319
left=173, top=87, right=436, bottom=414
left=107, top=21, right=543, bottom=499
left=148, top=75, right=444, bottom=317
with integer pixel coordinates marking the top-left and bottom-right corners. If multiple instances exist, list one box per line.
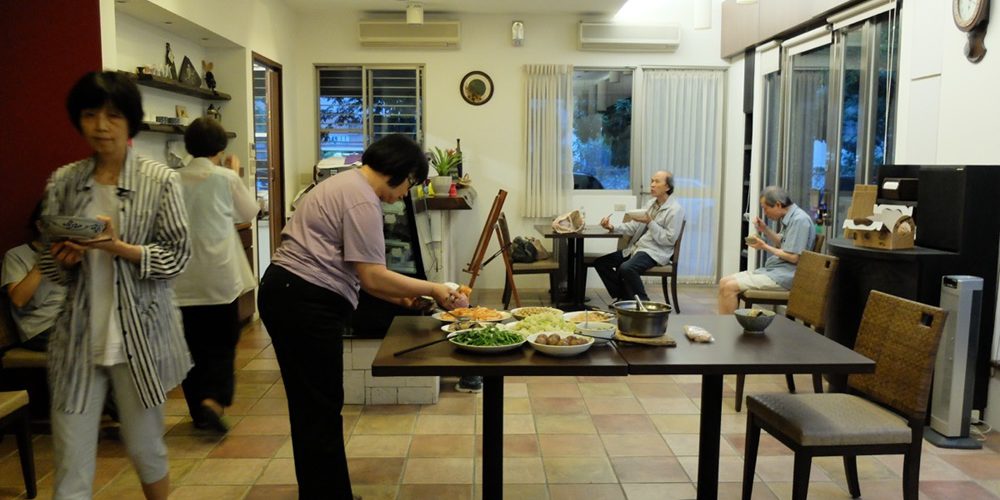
left=843, top=184, right=878, bottom=240
left=843, top=204, right=916, bottom=250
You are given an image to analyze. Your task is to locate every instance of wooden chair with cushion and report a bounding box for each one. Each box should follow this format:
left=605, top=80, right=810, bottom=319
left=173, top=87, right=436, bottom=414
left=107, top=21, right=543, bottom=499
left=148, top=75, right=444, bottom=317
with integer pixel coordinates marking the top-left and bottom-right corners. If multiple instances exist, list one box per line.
left=741, top=291, right=947, bottom=500
left=734, top=250, right=839, bottom=411
left=0, top=390, right=36, bottom=498
left=496, top=213, right=560, bottom=309
left=583, top=220, right=686, bottom=312
left=739, top=233, right=825, bottom=309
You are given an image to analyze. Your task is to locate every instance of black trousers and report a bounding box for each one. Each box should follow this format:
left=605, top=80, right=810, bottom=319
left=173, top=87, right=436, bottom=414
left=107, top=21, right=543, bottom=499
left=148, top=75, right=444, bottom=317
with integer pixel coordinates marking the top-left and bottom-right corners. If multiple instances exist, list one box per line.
left=594, top=250, right=658, bottom=301
left=180, top=300, right=241, bottom=418
left=258, top=264, right=354, bottom=500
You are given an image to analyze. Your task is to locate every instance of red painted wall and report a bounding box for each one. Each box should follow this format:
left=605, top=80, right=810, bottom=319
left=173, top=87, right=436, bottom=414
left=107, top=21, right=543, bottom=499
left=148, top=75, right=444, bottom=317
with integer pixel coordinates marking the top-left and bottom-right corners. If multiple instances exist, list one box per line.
left=0, top=1, right=102, bottom=253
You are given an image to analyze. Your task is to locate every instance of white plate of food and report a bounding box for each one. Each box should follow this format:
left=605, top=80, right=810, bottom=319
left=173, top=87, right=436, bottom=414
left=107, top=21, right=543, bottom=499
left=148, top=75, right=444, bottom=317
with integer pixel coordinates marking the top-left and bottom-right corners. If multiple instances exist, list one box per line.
left=510, top=306, right=564, bottom=320
left=440, top=321, right=487, bottom=333
left=447, top=325, right=526, bottom=354
left=526, top=332, right=594, bottom=357
left=505, top=312, right=577, bottom=336
left=432, top=307, right=512, bottom=323
left=563, top=310, right=616, bottom=323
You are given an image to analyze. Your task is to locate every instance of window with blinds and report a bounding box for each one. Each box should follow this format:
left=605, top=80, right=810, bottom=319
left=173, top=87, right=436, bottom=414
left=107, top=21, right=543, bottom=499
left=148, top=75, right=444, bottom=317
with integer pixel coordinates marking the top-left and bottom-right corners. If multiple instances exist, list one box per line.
left=317, top=65, right=424, bottom=159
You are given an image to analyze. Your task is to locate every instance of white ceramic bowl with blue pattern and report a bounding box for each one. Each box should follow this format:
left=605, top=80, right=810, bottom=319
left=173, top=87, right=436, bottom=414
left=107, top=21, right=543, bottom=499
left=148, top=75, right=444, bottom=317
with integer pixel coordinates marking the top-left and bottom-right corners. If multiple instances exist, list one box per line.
left=41, top=215, right=106, bottom=240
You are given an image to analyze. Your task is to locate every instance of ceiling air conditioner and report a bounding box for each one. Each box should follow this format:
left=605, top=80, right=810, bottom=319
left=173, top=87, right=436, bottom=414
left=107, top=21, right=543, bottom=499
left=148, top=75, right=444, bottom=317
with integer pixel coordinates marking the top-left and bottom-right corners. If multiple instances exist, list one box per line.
left=359, top=20, right=460, bottom=48
left=578, top=22, right=681, bottom=52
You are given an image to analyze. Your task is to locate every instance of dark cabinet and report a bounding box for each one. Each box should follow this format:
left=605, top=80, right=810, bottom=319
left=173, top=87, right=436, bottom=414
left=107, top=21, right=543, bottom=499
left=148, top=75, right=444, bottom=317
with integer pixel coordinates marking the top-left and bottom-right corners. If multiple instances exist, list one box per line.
left=236, top=223, right=255, bottom=324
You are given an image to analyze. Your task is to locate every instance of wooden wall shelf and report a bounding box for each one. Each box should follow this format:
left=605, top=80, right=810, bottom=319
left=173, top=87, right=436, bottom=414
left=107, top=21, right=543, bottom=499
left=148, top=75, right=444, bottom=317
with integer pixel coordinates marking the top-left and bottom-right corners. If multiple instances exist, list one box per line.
left=424, top=186, right=476, bottom=210
left=140, top=122, right=236, bottom=138
left=118, top=70, right=232, bottom=101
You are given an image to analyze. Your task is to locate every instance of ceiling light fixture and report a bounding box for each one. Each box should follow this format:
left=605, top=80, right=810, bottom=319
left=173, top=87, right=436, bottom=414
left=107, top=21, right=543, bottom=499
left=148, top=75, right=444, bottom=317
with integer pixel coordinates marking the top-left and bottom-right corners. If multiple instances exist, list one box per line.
left=736, top=0, right=758, bottom=4
left=406, top=2, right=424, bottom=25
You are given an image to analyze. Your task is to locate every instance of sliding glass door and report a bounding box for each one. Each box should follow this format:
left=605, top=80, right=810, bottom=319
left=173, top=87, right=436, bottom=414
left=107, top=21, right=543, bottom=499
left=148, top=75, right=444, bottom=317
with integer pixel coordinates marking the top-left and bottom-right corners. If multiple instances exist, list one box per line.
left=783, top=44, right=831, bottom=227
left=771, top=9, right=899, bottom=239
left=828, top=12, right=900, bottom=233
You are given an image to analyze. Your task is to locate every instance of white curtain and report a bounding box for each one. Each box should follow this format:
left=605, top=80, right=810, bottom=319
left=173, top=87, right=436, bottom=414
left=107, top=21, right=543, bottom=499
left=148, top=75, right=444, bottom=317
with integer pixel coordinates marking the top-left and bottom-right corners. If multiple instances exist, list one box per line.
left=632, top=69, right=725, bottom=283
left=523, top=64, right=574, bottom=217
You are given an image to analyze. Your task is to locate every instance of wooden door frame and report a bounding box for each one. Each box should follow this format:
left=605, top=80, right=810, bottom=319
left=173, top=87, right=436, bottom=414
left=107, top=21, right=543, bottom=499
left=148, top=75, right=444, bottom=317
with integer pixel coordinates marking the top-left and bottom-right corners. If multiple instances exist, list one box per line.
left=252, top=52, right=285, bottom=255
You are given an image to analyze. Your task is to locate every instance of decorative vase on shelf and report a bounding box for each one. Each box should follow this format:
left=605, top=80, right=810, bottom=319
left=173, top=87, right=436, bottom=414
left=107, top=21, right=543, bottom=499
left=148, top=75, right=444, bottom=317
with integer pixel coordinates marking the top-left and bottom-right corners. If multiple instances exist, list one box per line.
left=431, top=175, right=453, bottom=197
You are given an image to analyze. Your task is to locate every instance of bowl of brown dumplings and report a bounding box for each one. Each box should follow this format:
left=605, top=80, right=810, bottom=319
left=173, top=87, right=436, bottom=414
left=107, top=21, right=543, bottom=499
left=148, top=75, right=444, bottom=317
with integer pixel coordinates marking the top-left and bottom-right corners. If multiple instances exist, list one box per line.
left=526, top=332, right=594, bottom=357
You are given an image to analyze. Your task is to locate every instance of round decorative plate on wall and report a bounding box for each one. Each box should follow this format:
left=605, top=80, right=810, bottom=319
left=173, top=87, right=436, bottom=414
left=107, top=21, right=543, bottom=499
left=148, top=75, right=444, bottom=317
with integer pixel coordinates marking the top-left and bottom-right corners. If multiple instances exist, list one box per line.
left=460, top=71, right=494, bottom=105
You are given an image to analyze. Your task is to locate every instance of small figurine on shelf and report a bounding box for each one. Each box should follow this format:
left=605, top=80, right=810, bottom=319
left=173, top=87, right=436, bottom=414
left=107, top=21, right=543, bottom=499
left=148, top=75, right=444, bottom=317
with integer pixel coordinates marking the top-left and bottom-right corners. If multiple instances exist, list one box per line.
left=178, top=56, right=201, bottom=87
left=448, top=182, right=458, bottom=197
left=202, top=60, right=217, bottom=94
left=165, top=42, right=178, bottom=80
left=206, top=104, right=222, bottom=121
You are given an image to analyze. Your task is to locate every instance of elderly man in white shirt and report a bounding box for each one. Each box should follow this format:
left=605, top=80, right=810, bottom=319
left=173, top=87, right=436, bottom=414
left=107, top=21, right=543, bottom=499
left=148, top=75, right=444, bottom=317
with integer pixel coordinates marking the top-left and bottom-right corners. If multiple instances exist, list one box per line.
left=174, top=117, right=259, bottom=433
left=595, top=170, right=685, bottom=302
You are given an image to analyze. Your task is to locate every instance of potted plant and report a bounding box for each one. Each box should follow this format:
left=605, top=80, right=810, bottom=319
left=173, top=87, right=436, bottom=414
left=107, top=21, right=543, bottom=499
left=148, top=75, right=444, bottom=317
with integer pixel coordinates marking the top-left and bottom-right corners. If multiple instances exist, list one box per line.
left=428, top=146, right=461, bottom=196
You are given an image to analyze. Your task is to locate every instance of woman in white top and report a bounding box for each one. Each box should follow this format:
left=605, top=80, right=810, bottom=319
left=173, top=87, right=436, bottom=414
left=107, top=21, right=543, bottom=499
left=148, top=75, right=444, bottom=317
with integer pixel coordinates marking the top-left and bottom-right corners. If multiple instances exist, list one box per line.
left=174, top=117, right=258, bottom=432
left=41, top=71, right=191, bottom=500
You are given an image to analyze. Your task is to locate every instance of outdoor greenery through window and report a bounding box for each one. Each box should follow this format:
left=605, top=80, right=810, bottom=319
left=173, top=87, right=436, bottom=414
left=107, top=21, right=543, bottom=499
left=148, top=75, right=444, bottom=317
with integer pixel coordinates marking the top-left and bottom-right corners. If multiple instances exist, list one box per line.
left=572, top=69, right=632, bottom=190
left=317, top=66, right=424, bottom=159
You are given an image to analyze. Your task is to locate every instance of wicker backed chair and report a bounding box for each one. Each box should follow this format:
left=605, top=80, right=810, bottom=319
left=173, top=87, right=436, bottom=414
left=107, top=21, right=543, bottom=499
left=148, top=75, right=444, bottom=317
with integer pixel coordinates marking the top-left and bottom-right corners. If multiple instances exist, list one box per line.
left=739, top=233, right=825, bottom=309
left=741, top=291, right=947, bottom=500
left=734, top=250, right=839, bottom=411
left=496, top=213, right=560, bottom=309
left=583, top=220, right=686, bottom=312
left=0, top=390, right=36, bottom=498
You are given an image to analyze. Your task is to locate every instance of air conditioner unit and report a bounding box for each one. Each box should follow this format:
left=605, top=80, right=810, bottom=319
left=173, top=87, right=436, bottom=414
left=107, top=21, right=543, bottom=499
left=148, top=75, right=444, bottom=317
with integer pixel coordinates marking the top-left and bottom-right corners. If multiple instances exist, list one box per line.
left=578, top=22, right=681, bottom=52
left=359, top=20, right=460, bottom=48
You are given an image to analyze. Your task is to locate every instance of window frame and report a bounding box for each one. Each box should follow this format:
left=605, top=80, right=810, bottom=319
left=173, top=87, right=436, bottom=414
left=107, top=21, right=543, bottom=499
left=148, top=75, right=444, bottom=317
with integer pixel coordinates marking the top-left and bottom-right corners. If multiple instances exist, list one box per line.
left=315, top=64, right=426, bottom=161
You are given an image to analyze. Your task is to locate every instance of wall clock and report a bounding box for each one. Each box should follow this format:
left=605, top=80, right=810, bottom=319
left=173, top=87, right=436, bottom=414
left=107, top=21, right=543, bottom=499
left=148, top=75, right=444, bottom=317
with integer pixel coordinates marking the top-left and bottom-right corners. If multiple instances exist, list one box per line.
left=953, top=0, right=990, bottom=62
left=460, top=71, right=494, bottom=106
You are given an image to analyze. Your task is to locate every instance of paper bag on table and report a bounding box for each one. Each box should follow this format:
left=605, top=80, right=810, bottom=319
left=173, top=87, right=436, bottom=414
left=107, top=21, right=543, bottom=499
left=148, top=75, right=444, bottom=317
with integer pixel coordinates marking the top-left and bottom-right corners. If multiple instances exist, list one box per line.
left=552, top=209, right=585, bottom=234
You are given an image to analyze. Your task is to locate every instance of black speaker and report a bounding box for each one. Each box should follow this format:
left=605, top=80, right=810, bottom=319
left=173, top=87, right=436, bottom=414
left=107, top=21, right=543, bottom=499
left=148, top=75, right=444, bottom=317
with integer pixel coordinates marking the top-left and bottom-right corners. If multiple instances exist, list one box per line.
left=916, top=166, right=967, bottom=253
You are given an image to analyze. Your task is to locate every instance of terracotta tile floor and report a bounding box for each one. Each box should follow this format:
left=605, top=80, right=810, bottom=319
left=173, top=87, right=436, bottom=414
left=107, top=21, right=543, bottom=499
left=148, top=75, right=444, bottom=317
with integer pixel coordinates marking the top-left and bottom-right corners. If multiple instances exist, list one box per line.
left=2, top=285, right=999, bottom=499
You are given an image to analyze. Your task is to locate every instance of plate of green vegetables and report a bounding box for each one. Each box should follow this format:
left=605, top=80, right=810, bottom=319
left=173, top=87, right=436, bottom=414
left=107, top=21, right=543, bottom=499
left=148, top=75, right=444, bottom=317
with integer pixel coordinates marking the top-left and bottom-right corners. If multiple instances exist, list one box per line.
left=447, top=324, right=526, bottom=354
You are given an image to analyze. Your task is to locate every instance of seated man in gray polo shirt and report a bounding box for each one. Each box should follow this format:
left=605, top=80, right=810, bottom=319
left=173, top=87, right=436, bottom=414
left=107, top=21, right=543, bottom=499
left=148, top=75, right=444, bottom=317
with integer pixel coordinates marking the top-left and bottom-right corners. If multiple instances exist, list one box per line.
left=718, top=186, right=815, bottom=314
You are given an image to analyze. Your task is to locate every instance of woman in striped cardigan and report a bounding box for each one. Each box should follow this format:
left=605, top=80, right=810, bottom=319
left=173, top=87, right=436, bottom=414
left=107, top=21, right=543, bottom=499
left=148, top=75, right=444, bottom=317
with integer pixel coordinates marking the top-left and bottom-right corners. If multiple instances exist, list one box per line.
left=40, top=71, right=192, bottom=500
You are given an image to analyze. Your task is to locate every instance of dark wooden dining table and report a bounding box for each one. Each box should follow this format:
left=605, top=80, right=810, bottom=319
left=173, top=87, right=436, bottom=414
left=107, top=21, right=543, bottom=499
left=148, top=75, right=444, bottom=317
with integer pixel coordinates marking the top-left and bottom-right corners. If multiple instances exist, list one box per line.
left=371, top=316, right=628, bottom=500
left=371, top=314, right=875, bottom=500
left=533, top=224, right=622, bottom=310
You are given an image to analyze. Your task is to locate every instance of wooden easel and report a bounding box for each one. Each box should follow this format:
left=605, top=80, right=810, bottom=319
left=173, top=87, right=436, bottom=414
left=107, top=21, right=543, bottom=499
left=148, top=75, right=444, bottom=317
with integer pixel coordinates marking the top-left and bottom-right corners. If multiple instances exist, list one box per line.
left=463, top=189, right=520, bottom=307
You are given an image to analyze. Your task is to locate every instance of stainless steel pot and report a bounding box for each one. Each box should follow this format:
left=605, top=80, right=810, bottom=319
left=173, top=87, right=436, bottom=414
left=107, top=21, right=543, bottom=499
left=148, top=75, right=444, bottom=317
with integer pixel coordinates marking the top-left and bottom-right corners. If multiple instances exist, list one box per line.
left=613, top=300, right=671, bottom=337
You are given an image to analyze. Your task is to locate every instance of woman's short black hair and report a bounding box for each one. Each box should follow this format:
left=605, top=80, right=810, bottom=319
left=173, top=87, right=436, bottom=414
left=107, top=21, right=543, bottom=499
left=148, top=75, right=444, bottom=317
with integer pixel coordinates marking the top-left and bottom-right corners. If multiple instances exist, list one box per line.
left=184, top=117, right=229, bottom=158
left=66, top=71, right=144, bottom=138
left=361, top=134, right=429, bottom=187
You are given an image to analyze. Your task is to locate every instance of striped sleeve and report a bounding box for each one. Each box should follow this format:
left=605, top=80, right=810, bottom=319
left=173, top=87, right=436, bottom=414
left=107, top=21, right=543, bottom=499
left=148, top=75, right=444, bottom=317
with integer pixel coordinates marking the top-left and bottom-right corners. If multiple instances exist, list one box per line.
left=139, top=169, right=191, bottom=280
left=37, top=166, right=77, bottom=286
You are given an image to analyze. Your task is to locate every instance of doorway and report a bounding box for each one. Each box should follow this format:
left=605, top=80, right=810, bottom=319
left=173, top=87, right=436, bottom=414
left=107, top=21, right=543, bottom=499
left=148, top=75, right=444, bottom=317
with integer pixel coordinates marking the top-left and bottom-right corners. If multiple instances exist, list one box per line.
left=252, top=53, right=284, bottom=278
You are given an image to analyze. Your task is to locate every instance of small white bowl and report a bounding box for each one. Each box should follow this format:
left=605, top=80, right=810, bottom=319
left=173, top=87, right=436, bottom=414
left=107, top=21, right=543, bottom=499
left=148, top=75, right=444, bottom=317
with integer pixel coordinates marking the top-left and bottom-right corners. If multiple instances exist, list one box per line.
left=526, top=332, right=594, bottom=357
left=574, top=322, right=616, bottom=345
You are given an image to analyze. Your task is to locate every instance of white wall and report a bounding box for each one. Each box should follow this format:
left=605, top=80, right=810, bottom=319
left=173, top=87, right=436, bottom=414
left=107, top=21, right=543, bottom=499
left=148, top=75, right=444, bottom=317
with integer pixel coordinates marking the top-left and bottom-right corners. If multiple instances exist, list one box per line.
left=895, top=0, right=1000, bottom=164
left=291, top=6, right=727, bottom=288
left=136, top=0, right=301, bottom=206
